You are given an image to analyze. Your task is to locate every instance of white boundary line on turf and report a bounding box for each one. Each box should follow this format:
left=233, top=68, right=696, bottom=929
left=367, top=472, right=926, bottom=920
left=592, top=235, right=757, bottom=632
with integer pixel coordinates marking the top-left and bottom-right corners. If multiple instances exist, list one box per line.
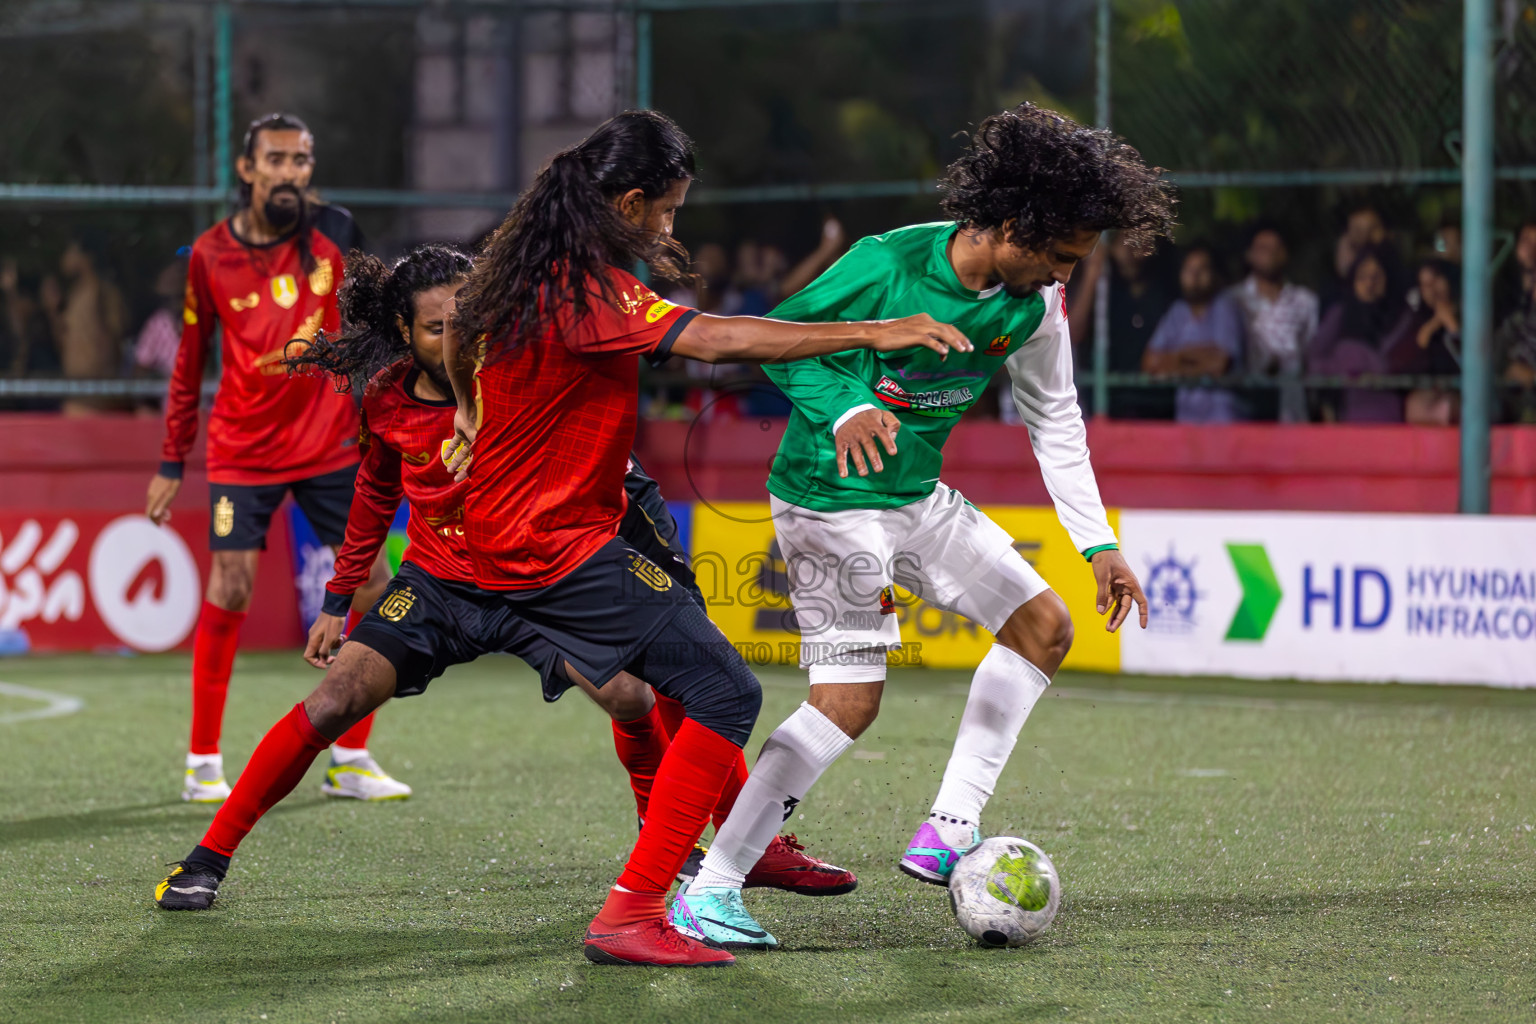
left=0, top=681, right=85, bottom=725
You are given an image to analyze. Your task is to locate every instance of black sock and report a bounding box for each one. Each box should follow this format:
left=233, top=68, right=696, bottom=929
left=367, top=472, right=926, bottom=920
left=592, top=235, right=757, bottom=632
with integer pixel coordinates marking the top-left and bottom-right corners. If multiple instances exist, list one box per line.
left=186, top=844, right=231, bottom=880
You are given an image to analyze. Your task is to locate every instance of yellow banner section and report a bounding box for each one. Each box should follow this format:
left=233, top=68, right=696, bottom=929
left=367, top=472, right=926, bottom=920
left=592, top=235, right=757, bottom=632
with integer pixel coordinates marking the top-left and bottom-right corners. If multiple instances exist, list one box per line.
left=688, top=502, right=1120, bottom=673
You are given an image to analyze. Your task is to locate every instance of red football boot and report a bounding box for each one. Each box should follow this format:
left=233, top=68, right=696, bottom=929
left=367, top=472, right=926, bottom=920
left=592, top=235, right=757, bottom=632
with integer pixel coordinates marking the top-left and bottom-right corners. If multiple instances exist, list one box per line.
left=743, top=833, right=858, bottom=896
left=583, top=917, right=737, bottom=967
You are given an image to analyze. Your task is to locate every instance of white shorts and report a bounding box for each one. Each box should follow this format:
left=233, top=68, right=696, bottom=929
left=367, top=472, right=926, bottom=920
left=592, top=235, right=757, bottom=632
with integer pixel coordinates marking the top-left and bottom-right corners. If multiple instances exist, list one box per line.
left=770, top=482, right=1050, bottom=680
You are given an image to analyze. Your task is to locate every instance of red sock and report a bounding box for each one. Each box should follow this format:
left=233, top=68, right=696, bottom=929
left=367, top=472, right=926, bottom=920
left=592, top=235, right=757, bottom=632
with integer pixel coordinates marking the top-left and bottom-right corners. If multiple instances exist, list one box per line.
left=593, top=886, right=667, bottom=928
left=201, top=703, right=330, bottom=857
left=711, top=751, right=751, bottom=831
left=333, top=711, right=375, bottom=749
left=613, top=719, right=742, bottom=898
left=612, top=704, right=671, bottom=821
left=653, top=691, right=686, bottom=740
left=188, top=601, right=247, bottom=755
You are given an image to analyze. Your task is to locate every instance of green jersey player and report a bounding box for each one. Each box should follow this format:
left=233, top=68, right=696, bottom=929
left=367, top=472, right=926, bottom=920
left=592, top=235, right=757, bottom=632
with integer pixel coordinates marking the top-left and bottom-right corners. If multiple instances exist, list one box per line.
left=670, top=103, right=1177, bottom=950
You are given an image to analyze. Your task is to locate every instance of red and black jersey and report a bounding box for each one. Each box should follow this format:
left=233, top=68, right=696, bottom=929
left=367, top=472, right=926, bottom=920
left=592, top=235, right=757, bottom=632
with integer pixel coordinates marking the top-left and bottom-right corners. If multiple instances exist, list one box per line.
left=464, top=268, right=698, bottom=591
left=324, top=360, right=470, bottom=611
left=161, top=218, right=359, bottom=485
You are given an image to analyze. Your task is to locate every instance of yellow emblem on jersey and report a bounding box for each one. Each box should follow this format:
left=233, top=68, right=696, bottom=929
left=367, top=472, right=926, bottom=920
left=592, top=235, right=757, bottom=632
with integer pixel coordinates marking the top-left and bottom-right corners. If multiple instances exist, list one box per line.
left=378, top=587, right=417, bottom=622
left=308, top=257, right=334, bottom=297
left=270, top=274, right=300, bottom=310
left=644, top=299, right=677, bottom=324
left=627, top=553, right=673, bottom=592
left=183, top=280, right=198, bottom=324
left=213, top=496, right=235, bottom=538
left=230, top=291, right=260, bottom=312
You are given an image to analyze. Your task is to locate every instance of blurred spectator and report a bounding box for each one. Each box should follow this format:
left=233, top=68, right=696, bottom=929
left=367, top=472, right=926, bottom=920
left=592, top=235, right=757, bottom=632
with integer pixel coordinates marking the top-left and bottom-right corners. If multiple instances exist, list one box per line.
left=1495, top=220, right=1536, bottom=422
left=133, top=258, right=186, bottom=379
left=1308, top=246, right=1402, bottom=423
left=1384, top=259, right=1461, bottom=425
left=1067, top=232, right=1175, bottom=419
left=1232, top=226, right=1317, bottom=422
left=1325, top=203, right=1401, bottom=312
left=1, top=256, right=59, bottom=379
left=661, top=218, right=848, bottom=421
left=1143, top=246, right=1245, bottom=423
left=39, top=238, right=128, bottom=415
left=1334, top=204, right=1387, bottom=282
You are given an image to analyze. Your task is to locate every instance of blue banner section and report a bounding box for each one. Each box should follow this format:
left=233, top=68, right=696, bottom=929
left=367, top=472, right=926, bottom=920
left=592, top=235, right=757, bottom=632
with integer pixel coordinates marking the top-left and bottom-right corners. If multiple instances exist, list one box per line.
left=285, top=503, right=331, bottom=632
left=667, top=500, right=692, bottom=556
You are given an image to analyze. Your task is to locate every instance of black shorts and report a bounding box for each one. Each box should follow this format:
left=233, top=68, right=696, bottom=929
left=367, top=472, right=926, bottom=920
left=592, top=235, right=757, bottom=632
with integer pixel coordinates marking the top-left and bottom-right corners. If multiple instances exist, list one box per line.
left=490, top=537, right=697, bottom=693
left=619, top=468, right=700, bottom=603
left=209, top=464, right=358, bottom=551
left=348, top=561, right=569, bottom=700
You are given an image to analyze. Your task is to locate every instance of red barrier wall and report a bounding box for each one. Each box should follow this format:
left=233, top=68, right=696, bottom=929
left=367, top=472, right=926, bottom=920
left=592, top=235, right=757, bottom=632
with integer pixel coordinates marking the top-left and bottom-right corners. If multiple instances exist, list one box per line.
left=0, top=414, right=303, bottom=649
left=630, top=418, right=1536, bottom=514
left=0, top=412, right=1530, bottom=651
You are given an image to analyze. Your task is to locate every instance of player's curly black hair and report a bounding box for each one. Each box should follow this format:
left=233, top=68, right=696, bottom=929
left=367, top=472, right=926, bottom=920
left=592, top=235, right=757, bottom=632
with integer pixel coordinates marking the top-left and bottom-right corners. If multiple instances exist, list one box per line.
left=454, top=110, right=696, bottom=359
left=939, top=103, right=1176, bottom=255
left=285, top=243, right=472, bottom=397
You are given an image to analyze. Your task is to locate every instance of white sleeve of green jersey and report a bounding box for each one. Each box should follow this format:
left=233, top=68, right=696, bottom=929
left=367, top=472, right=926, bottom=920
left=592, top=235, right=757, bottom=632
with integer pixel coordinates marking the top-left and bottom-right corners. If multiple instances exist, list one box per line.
left=1004, top=284, right=1118, bottom=556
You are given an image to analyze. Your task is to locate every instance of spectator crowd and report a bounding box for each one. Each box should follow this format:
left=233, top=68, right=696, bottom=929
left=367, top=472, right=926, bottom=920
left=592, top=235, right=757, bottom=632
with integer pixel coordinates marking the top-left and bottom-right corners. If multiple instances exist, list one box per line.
left=1069, top=207, right=1536, bottom=426
left=5, top=207, right=1536, bottom=425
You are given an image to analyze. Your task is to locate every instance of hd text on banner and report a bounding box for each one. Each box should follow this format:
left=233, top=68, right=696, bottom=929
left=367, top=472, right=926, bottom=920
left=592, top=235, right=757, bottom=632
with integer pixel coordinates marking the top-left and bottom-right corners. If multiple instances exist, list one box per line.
left=688, top=501, right=1119, bottom=672
left=1118, top=510, right=1536, bottom=688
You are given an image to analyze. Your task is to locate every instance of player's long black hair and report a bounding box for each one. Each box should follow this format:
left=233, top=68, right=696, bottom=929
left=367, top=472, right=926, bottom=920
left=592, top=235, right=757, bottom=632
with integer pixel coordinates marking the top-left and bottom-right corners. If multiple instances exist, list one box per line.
left=286, top=243, right=472, bottom=396
left=940, top=103, right=1177, bottom=254
left=454, top=110, right=696, bottom=358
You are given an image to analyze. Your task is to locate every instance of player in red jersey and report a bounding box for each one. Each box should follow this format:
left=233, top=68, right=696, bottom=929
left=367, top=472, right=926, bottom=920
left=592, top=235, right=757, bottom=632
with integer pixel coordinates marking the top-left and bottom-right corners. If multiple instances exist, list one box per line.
left=155, top=244, right=856, bottom=911
left=146, top=113, right=405, bottom=804
left=441, top=111, right=971, bottom=966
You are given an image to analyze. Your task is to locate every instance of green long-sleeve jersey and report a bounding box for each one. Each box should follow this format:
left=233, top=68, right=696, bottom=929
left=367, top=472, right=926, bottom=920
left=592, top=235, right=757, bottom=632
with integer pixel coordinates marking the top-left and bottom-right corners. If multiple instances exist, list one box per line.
left=763, top=221, right=1117, bottom=556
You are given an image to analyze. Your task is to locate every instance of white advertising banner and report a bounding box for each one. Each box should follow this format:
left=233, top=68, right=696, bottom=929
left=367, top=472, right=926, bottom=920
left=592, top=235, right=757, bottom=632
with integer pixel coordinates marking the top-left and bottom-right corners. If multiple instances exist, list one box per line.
left=1118, top=510, right=1536, bottom=688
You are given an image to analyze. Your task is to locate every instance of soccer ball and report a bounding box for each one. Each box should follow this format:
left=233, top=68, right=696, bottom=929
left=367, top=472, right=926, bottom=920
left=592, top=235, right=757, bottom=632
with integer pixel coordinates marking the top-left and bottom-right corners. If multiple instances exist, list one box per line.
left=948, top=836, right=1059, bottom=948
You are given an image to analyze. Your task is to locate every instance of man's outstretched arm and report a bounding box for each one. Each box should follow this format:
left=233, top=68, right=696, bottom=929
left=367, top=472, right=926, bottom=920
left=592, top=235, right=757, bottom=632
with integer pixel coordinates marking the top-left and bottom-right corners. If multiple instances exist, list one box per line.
left=667, top=311, right=971, bottom=365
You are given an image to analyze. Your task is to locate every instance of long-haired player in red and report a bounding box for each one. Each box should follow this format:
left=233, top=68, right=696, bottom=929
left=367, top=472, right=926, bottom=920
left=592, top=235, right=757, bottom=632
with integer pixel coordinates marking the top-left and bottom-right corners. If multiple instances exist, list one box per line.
left=146, top=113, right=405, bottom=803
left=441, top=110, right=972, bottom=966
left=154, top=243, right=858, bottom=913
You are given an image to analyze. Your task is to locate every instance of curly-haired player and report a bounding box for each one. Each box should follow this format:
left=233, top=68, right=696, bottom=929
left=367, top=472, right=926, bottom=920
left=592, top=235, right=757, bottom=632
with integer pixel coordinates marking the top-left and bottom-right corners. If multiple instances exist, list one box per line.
left=668, top=103, right=1177, bottom=948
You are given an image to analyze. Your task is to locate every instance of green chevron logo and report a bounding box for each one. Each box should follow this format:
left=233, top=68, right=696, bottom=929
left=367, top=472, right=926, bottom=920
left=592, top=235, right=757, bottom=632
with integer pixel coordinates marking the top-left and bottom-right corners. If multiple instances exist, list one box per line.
left=1225, top=543, right=1282, bottom=641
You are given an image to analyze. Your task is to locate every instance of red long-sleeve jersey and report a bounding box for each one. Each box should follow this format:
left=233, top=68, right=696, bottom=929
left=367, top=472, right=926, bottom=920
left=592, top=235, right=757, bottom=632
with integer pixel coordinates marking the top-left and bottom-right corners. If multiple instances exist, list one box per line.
left=323, top=361, right=471, bottom=614
left=161, top=218, right=360, bottom=484
left=464, top=269, right=697, bottom=590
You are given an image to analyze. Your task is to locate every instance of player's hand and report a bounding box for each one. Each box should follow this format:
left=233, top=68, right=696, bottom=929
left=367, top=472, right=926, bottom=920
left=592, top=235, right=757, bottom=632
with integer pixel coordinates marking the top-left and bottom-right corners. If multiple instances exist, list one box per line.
left=146, top=473, right=181, bottom=526
left=304, top=611, right=347, bottom=668
left=1091, top=548, right=1148, bottom=632
left=834, top=408, right=900, bottom=478
left=867, top=314, right=972, bottom=359
left=442, top=404, right=477, bottom=482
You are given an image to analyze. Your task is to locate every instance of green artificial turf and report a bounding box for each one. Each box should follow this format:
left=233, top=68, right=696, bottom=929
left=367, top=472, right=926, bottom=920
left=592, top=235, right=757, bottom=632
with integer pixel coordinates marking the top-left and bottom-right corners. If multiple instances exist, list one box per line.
left=2, top=653, right=1534, bottom=1022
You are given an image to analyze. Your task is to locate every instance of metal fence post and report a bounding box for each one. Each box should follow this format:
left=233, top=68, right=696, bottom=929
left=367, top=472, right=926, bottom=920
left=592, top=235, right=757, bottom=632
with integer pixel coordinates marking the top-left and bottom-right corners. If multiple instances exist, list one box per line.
left=636, top=9, right=652, bottom=111
left=214, top=2, right=233, bottom=212
left=1461, top=0, right=1493, bottom=514
left=1092, top=0, right=1111, bottom=419
left=192, top=11, right=210, bottom=231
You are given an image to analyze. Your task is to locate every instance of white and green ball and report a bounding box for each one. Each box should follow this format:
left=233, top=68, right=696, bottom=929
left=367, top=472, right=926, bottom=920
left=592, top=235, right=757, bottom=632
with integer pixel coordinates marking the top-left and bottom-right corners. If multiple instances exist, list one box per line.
left=948, top=836, right=1060, bottom=948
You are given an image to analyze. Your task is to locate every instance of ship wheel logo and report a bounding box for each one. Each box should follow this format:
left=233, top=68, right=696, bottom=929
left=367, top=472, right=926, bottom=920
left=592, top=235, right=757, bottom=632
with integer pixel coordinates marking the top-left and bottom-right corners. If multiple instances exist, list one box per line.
left=1144, top=547, right=1203, bottom=631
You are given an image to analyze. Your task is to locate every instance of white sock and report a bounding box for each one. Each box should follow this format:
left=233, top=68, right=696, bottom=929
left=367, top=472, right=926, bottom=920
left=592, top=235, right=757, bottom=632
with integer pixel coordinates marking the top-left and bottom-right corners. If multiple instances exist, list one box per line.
left=930, top=644, right=1050, bottom=826
left=186, top=752, right=222, bottom=770
left=330, top=745, right=369, bottom=764
left=691, top=702, right=854, bottom=890
left=926, top=811, right=978, bottom=851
